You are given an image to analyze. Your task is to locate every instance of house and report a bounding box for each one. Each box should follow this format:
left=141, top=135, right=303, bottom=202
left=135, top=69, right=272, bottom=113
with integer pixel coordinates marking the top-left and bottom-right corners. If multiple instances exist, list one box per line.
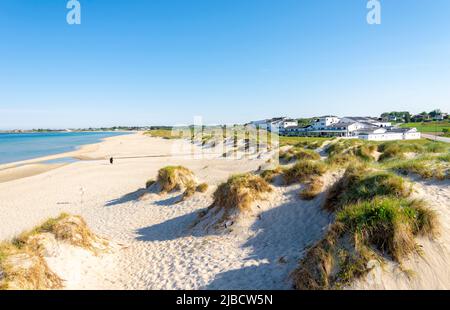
left=310, top=116, right=340, bottom=130
left=278, top=115, right=420, bottom=141
left=388, top=115, right=397, bottom=122
left=279, top=118, right=298, bottom=129
left=250, top=117, right=297, bottom=132
left=308, top=122, right=369, bottom=137
left=433, top=113, right=448, bottom=121
left=341, top=116, right=391, bottom=128
left=412, top=114, right=430, bottom=122
left=358, top=128, right=421, bottom=141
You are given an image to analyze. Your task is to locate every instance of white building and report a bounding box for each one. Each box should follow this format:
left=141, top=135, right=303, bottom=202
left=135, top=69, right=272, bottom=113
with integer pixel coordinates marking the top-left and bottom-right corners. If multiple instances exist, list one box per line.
left=279, top=115, right=420, bottom=141
left=250, top=117, right=297, bottom=132
left=310, top=116, right=340, bottom=130
left=358, top=128, right=421, bottom=141
left=341, top=117, right=391, bottom=128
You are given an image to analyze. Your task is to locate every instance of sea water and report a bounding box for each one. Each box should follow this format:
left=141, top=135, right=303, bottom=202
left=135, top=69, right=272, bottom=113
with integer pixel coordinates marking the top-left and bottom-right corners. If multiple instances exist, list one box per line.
left=0, top=132, right=130, bottom=164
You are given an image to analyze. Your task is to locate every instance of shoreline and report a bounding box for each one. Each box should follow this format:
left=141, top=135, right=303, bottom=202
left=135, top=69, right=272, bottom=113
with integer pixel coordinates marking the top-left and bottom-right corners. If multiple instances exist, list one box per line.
left=0, top=132, right=137, bottom=184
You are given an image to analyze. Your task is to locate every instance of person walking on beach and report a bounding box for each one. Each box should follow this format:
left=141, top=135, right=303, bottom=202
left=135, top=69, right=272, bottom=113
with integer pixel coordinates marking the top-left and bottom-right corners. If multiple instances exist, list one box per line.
left=110, top=157, right=114, bottom=165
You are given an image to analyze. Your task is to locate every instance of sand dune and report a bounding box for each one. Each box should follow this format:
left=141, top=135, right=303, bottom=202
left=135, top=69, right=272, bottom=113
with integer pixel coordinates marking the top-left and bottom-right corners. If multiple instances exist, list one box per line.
left=350, top=179, right=450, bottom=290
left=1, top=133, right=449, bottom=290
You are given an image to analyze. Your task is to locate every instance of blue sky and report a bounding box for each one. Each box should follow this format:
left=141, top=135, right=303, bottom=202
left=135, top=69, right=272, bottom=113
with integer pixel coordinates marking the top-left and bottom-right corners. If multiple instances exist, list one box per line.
left=1, top=0, right=449, bottom=129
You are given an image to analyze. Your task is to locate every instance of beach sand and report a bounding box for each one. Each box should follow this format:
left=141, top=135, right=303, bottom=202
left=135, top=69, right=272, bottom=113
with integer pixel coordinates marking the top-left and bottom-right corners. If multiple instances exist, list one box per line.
left=1, top=132, right=449, bottom=290
left=1, top=132, right=331, bottom=289
left=0, top=163, right=66, bottom=184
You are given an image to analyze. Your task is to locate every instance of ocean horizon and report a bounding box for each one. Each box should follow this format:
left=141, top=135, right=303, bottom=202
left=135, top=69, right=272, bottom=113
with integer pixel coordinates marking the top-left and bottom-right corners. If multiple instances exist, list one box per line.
left=0, top=131, right=130, bottom=165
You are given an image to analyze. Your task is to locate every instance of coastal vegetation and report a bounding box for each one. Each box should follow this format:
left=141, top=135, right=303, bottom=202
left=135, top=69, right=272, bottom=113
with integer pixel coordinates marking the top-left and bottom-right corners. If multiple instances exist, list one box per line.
left=195, top=173, right=273, bottom=230
left=293, top=197, right=438, bottom=289
left=384, top=156, right=449, bottom=180
left=196, top=183, right=209, bottom=193
left=210, top=173, right=272, bottom=212
left=280, top=147, right=321, bottom=162
left=278, top=141, right=443, bottom=289
left=0, top=214, right=106, bottom=290
left=260, top=166, right=285, bottom=183
left=325, top=140, right=378, bottom=166
left=324, top=165, right=412, bottom=212
left=293, top=161, right=437, bottom=290
left=279, top=136, right=330, bottom=148
left=283, top=160, right=327, bottom=185
left=154, top=166, right=196, bottom=193
left=299, top=176, right=324, bottom=200
left=145, top=129, right=183, bottom=140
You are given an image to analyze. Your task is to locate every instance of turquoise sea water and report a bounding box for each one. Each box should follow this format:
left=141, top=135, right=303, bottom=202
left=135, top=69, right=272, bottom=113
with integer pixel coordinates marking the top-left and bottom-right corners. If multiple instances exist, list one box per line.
left=0, top=132, right=130, bottom=165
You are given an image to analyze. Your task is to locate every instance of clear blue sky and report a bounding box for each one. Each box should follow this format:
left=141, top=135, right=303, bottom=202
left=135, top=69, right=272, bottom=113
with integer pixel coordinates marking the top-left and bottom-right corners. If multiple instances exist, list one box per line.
left=1, top=0, right=449, bottom=129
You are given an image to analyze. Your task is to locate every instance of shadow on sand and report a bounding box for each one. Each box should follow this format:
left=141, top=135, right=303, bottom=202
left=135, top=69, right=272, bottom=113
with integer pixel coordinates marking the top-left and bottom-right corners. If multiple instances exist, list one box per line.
left=105, top=187, right=184, bottom=207
left=204, top=188, right=331, bottom=289
left=135, top=208, right=208, bottom=241
left=132, top=186, right=332, bottom=289
left=105, top=188, right=147, bottom=206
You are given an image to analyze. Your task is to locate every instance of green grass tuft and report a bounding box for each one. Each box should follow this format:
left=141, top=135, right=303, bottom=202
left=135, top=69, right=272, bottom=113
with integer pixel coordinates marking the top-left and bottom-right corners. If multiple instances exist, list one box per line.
left=325, top=165, right=411, bottom=212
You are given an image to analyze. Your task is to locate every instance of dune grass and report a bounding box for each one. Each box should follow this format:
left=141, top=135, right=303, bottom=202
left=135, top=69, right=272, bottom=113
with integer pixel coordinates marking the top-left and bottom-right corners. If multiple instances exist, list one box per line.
left=209, top=173, right=272, bottom=212
left=196, top=183, right=209, bottom=193
left=378, top=140, right=448, bottom=162
left=280, top=147, right=321, bottom=162
left=181, top=182, right=197, bottom=201
left=326, top=139, right=364, bottom=157
left=12, top=213, right=103, bottom=253
left=0, top=243, right=62, bottom=290
left=384, top=157, right=449, bottom=180
left=378, top=144, right=405, bottom=161
left=294, top=197, right=438, bottom=290
left=145, top=129, right=183, bottom=139
left=156, top=166, right=196, bottom=193
left=0, top=213, right=103, bottom=290
left=284, top=160, right=327, bottom=185
left=337, top=198, right=437, bottom=260
left=325, top=140, right=377, bottom=167
left=292, top=138, right=445, bottom=289
left=260, top=167, right=285, bottom=183
left=325, top=165, right=411, bottom=212
left=299, top=177, right=324, bottom=200
left=438, top=153, right=450, bottom=162
left=11, top=213, right=71, bottom=249
left=279, top=136, right=330, bottom=148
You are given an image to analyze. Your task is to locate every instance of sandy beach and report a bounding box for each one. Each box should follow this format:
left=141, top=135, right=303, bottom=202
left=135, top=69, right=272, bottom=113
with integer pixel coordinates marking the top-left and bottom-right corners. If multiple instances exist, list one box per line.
left=1, top=132, right=316, bottom=289
left=1, top=132, right=449, bottom=290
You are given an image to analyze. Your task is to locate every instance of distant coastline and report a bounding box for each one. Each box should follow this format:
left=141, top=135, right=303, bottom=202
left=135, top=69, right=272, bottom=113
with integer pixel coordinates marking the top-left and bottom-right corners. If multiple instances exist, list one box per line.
left=0, top=131, right=132, bottom=165
left=0, top=127, right=148, bottom=134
